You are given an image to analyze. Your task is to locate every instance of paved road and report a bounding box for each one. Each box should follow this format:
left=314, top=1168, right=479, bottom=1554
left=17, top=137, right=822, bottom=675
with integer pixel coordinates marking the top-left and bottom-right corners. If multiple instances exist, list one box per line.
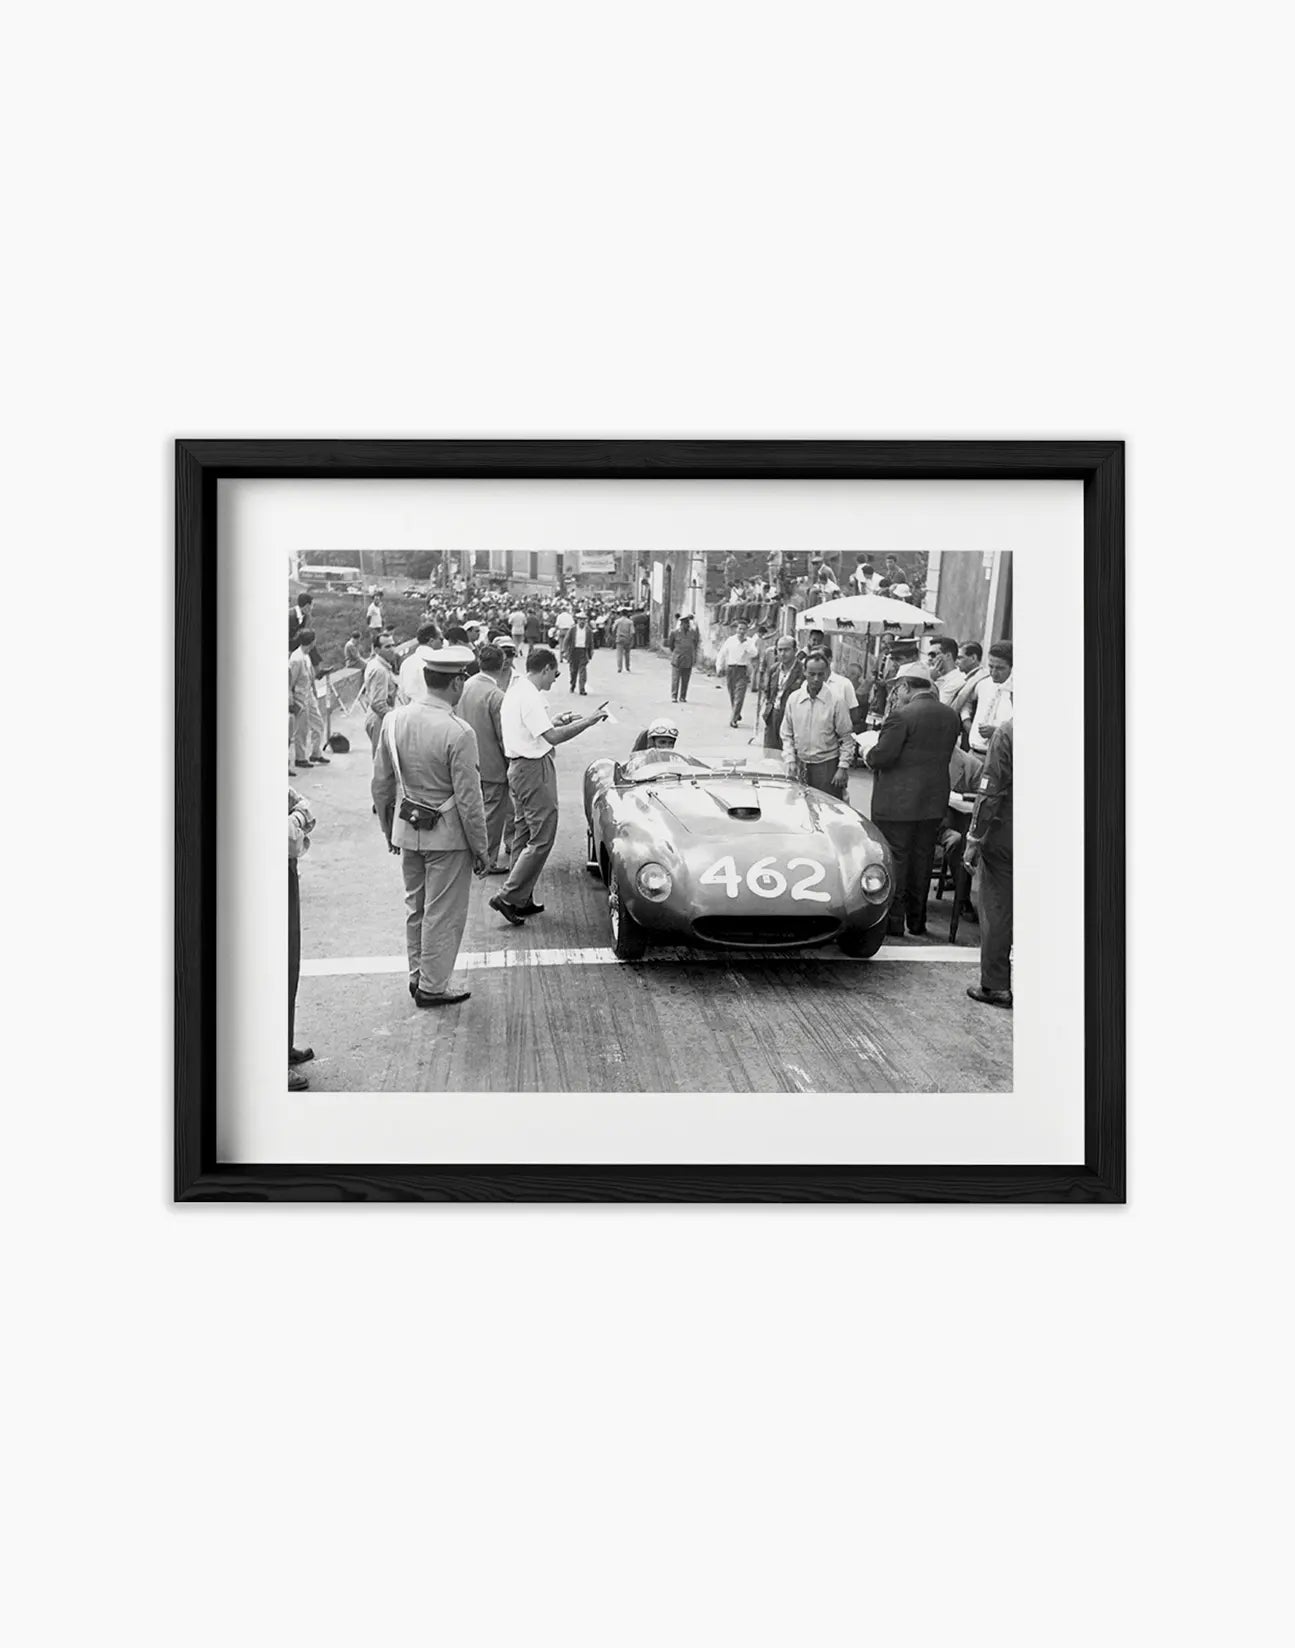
left=293, top=646, right=1011, bottom=1093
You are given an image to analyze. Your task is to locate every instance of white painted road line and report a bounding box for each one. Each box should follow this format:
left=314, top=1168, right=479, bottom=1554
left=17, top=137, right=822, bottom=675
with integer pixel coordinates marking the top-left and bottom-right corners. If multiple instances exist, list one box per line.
left=302, top=944, right=977, bottom=977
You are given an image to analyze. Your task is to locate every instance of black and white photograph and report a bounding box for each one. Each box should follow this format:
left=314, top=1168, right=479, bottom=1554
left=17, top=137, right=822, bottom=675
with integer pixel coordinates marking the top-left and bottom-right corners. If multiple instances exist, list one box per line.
left=207, top=466, right=1081, bottom=1172
left=286, top=546, right=1016, bottom=1098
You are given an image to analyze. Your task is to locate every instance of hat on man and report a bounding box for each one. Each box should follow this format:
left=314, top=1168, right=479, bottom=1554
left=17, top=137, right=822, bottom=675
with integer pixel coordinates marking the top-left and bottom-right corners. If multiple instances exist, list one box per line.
left=888, top=661, right=934, bottom=688
left=418, top=643, right=476, bottom=673
left=498, top=637, right=518, bottom=653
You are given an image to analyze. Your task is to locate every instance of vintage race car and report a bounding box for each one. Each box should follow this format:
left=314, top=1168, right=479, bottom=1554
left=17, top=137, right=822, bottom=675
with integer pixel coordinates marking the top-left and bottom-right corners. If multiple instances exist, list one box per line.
left=583, top=748, right=895, bottom=960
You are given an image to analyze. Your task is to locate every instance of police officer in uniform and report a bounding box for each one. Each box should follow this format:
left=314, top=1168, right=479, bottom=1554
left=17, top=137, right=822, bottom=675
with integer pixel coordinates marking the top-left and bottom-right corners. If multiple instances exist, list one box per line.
left=371, top=645, right=490, bottom=1008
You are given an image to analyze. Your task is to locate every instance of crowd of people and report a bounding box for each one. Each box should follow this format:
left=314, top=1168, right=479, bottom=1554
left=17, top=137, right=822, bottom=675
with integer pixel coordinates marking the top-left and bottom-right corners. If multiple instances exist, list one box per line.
left=713, top=618, right=1015, bottom=1011
left=722, top=555, right=927, bottom=609
left=287, top=587, right=1013, bottom=1088
left=287, top=594, right=639, bottom=1086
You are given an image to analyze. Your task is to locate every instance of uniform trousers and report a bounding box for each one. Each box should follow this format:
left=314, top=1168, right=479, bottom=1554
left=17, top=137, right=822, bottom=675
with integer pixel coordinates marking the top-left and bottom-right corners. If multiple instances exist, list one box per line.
left=401, top=847, right=473, bottom=994
left=726, top=665, right=749, bottom=720
left=288, top=860, right=301, bottom=1056
left=568, top=648, right=589, bottom=692
left=671, top=662, right=693, bottom=701
left=502, top=752, right=559, bottom=906
left=875, top=815, right=942, bottom=934
left=364, top=709, right=386, bottom=754
left=616, top=641, right=632, bottom=672
left=293, top=692, right=325, bottom=762
left=977, top=843, right=1013, bottom=992
left=481, top=777, right=515, bottom=868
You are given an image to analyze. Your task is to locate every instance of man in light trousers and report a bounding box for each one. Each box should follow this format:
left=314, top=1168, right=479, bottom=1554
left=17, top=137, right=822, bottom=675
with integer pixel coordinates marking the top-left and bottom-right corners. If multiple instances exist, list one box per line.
left=289, top=627, right=329, bottom=768
left=371, top=645, right=489, bottom=1008
left=489, top=647, right=607, bottom=927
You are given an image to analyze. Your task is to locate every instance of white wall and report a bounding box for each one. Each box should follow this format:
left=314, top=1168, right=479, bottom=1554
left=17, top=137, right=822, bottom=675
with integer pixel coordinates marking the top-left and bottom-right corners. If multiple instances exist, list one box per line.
left=5, top=6, right=1289, bottom=1648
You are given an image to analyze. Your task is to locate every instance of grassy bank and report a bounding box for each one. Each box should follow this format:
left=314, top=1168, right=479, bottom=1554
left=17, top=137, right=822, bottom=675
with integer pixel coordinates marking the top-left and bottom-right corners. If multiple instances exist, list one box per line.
left=295, top=592, right=430, bottom=669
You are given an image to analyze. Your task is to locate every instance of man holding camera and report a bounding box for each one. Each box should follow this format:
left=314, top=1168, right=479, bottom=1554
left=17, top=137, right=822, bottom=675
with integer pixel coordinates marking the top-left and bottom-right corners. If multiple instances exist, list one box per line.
left=371, top=644, right=490, bottom=1009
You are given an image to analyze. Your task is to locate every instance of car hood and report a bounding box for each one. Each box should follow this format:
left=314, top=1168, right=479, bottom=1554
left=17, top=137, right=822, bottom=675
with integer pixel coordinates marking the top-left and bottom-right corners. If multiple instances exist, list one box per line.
left=636, top=777, right=846, bottom=839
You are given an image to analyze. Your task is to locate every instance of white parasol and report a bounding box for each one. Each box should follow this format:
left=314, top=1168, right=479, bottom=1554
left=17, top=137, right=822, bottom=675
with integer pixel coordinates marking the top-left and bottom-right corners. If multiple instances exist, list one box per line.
left=795, top=593, right=943, bottom=637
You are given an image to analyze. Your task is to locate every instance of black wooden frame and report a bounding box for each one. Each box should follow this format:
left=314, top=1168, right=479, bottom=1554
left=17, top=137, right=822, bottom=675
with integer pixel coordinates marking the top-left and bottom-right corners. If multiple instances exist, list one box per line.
left=175, top=439, right=1124, bottom=1202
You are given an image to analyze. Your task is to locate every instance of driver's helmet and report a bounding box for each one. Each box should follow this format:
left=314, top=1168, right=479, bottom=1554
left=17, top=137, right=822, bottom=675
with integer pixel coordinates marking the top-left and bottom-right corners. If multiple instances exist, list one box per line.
left=646, top=716, right=678, bottom=748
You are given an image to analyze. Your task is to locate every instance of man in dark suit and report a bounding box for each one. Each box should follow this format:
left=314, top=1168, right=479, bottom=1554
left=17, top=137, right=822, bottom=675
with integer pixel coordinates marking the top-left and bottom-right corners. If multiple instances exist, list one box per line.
left=289, top=593, right=324, bottom=672
left=864, top=662, right=961, bottom=936
left=760, top=635, right=805, bottom=751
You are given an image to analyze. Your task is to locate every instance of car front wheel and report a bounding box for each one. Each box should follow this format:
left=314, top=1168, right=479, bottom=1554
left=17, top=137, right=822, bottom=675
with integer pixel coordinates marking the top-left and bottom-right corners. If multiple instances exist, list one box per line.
left=839, top=921, right=888, bottom=960
left=608, top=879, right=648, bottom=960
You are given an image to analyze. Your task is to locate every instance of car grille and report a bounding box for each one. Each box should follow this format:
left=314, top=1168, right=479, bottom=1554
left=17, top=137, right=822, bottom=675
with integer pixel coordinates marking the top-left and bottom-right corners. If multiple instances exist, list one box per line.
left=692, top=915, right=840, bottom=947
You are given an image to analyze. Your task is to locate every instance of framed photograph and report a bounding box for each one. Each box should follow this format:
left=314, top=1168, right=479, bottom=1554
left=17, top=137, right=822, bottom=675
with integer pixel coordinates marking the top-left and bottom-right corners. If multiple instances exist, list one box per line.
left=176, top=439, right=1124, bottom=1202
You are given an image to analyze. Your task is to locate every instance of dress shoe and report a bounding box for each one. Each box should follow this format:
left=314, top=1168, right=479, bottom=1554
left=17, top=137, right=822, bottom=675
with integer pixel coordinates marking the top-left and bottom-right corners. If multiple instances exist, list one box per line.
left=515, top=901, right=545, bottom=916
left=489, top=894, right=526, bottom=927
left=414, top=989, right=471, bottom=1008
left=289, top=1045, right=314, bottom=1065
left=312, top=754, right=331, bottom=764
left=288, top=767, right=298, bottom=776
left=966, top=985, right=1013, bottom=1009
left=486, top=864, right=510, bottom=875
left=907, top=924, right=928, bottom=937
left=288, top=1068, right=309, bottom=1091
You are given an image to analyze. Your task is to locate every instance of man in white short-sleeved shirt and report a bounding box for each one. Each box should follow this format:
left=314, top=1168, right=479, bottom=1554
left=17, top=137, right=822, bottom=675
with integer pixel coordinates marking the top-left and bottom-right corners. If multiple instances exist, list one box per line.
left=490, top=647, right=607, bottom=926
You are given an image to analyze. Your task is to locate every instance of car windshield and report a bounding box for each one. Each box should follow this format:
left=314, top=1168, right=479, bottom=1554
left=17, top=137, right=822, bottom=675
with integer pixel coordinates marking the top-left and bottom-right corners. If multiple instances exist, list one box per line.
left=620, top=749, right=789, bottom=784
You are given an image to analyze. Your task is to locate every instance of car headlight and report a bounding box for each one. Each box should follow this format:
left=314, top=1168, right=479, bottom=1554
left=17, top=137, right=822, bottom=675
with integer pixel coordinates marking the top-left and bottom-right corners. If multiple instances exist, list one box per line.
left=861, top=863, right=891, bottom=903
left=635, top=861, right=672, bottom=901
